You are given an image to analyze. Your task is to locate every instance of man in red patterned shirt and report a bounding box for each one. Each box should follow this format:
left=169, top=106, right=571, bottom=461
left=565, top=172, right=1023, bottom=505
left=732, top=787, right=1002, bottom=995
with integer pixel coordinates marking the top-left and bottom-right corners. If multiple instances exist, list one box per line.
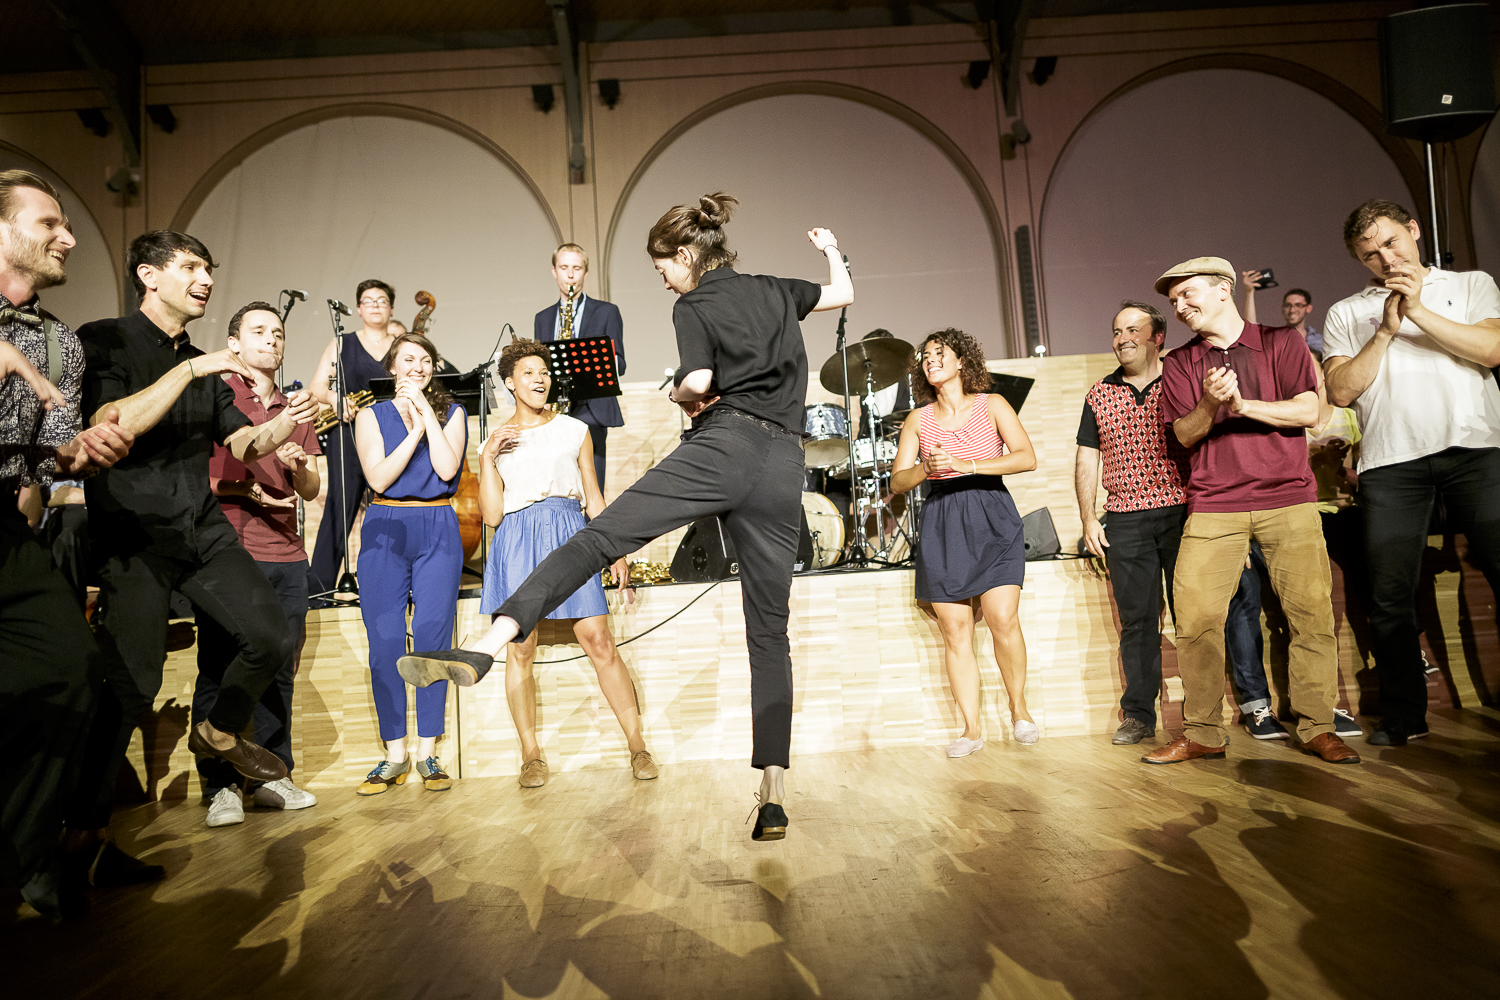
left=1075, top=301, right=1190, bottom=746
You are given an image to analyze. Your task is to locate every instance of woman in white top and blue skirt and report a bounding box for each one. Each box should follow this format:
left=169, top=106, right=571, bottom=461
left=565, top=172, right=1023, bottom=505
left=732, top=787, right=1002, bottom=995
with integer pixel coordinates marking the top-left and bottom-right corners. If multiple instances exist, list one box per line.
left=479, top=338, right=654, bottom=788
left=891, top=328, right=1040, bottom=758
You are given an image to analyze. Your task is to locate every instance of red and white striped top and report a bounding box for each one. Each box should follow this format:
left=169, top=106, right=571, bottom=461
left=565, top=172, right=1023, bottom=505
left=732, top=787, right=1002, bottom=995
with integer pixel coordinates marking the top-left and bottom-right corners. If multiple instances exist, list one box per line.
left=918, top=393, right=1003, bottom=480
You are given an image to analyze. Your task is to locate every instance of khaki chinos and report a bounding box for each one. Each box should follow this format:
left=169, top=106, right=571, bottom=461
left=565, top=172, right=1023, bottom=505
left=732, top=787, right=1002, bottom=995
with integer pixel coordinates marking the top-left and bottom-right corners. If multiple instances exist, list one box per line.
left=1172, top=502, right=1338, bottom=747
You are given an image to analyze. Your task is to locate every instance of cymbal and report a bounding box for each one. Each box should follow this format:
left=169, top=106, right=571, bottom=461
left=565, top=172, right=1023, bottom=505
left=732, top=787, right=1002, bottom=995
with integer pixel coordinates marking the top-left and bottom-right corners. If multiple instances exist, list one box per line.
left=880, top=408, right=913, bottom=431
left=818, top=338, right=914, bottom=395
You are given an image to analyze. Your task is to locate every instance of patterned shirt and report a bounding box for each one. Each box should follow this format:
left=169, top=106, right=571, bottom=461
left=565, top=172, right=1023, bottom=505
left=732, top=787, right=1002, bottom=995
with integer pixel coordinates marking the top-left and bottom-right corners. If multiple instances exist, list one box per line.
left=1077, top=368, right=1188, bottom=513
left=0, top=293, right=83, bottom=493
left=918, top=393, right=1002, bottom=479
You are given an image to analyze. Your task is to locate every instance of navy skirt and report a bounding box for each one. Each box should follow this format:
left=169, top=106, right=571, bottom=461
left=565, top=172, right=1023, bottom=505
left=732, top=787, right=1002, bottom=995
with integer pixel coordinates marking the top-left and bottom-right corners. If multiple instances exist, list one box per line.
left=481, top=496, right=609, bottom=619
left=914, top=475, right=1025, bottom=603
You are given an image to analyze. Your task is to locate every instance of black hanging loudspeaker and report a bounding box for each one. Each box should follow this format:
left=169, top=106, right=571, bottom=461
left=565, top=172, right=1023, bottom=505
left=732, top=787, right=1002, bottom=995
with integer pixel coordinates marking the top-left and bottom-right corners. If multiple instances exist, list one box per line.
left=1380, top=4, right=1496, bottom=143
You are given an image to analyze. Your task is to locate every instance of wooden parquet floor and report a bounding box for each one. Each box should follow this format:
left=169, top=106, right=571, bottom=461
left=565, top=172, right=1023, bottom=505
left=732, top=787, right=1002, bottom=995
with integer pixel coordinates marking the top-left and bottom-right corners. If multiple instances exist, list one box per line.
left=9, top=712, right=1500, bottom=1000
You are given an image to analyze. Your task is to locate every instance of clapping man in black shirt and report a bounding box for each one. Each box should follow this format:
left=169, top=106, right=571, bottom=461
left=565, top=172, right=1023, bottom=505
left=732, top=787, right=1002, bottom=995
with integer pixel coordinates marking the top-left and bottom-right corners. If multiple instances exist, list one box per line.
left=78, top=231, right=320, bottom=819
left=399, top=193, right=852, bottom=842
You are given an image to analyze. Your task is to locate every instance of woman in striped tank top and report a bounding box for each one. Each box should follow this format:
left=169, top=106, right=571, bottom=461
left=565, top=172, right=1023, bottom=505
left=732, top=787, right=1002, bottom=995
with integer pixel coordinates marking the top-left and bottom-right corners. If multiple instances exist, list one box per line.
left=891, top=328, right=1040, bottom=757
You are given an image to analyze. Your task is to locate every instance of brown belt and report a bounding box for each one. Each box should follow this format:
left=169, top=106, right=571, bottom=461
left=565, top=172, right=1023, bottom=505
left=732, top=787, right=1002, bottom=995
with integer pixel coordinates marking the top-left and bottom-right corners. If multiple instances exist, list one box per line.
left=371, top=496, right=453, bottom=507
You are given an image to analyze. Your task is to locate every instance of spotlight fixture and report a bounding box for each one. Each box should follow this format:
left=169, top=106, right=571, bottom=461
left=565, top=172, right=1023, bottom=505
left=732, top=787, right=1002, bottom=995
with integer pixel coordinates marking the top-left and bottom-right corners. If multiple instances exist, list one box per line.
left=1030, top=56, right=1058, bottom=86
left=76, top=108, right=111, bottom=138
left=967, top=60, right=991, bottom=89
left=598, top=78, right=620, bottom=110
left=146, top=104, right=178, bottom=133
left=532, top=84, right=556, bottom=113
left=1011, top=120, right=1032, bottom=145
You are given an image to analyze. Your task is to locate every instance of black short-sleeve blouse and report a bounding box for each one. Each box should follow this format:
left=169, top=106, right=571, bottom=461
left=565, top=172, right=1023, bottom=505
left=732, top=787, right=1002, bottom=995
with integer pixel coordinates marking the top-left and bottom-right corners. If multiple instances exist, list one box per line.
left=672, top=267, right=820, bottom=433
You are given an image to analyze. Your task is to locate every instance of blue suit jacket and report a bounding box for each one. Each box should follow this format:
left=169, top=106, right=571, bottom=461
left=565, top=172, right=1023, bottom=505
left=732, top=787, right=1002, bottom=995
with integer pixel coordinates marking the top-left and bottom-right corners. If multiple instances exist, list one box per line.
left=534, top=296, right=625, bottom=428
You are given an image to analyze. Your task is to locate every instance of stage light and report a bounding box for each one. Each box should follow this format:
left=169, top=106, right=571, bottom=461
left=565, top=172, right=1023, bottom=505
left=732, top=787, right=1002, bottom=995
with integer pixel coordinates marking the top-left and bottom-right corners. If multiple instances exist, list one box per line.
left=1031, top=56, right=1058, bottom=86
left=532, top=84, right=556, bottom=113
left=76, top=108, right=111, bottom=138
left=146, top=104, right=178, bottom=133
left=967, top=60, right=990, bottom=89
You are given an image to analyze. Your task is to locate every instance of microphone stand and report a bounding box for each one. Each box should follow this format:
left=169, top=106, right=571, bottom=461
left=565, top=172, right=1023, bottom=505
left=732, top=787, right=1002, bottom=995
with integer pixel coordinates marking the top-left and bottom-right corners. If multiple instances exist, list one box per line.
left=832, top=255, right=869, bottom=569
left=310, top=300, right=359, bottom=606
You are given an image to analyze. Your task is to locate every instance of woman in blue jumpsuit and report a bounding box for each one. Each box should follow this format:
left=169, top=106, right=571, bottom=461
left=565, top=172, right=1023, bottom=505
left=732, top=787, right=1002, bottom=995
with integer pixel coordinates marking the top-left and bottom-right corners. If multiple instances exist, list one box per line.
left=352, top=333, right=467, bottom=795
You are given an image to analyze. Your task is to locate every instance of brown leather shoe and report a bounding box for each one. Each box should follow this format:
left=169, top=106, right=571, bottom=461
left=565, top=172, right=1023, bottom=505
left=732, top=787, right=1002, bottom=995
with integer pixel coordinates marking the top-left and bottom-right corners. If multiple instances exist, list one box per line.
left=1304, top=732, right=1361, bottom=764
left=187, top=725, right=288, bottom=782
left=1141, top=736, right=1226, bottom=765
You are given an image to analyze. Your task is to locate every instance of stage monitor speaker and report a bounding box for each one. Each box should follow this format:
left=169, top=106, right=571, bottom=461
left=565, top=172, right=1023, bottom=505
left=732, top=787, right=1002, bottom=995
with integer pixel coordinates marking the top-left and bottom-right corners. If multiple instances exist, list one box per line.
left=1022, top=507, right=1060, bottom=561
left=1380, top=4, right=1495, bottom=142
left=671, top=516, right=738, bottom=582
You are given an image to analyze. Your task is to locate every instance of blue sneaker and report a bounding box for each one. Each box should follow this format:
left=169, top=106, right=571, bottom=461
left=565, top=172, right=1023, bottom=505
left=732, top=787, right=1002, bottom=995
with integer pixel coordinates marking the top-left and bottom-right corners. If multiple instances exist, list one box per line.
left=1242, top=706, right=1290, bottom=740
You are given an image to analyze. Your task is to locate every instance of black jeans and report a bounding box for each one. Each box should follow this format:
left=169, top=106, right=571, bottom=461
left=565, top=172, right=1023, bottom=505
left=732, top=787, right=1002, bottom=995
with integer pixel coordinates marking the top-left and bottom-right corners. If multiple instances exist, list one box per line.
left=498, top=406, right=806, bottom=770
left=308, top=423, right=367, bottom=596
left=1102, top=504, right=1185, bottom=729
left=83, top=541, right=293, bottom=826
left=1361, top=446, right=1500, bottom=727
left=0, top=506, right=96, bottom=885
left=193, top=558, right=309, bottom=795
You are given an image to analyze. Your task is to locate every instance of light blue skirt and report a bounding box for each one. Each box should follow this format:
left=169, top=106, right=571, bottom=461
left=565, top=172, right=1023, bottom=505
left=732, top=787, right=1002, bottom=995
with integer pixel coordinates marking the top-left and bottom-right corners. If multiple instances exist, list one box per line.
left=480, top=496, right=608, bottom=619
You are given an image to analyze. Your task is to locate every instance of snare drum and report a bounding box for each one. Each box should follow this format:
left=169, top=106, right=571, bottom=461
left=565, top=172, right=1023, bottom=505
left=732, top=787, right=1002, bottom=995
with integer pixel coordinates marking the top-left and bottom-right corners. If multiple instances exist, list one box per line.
left=800, top=492, right=845, bottom=568
left=850, top=438, right=897, bottom=477
left=802, top=403, right=849, bottom=468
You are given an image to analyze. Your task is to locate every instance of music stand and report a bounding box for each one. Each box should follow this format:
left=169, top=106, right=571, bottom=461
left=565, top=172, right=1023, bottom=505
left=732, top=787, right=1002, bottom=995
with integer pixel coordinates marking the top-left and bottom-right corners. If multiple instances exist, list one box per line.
left=988, top=372, right=1035, bottom=414
left=543, top=336, right=622, bottom=408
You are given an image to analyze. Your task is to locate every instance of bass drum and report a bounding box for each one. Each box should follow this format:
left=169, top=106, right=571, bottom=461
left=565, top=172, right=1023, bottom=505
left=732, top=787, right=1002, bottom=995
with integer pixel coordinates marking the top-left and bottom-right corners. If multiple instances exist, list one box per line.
left=800, top=492, right=845, bottom=568
left=802, top=403, right=849, bottom=469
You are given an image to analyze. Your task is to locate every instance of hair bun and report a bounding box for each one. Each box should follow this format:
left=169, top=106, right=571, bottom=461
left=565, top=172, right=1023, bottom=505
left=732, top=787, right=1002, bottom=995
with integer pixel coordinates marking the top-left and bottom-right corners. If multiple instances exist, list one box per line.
left=697, top=192, right=738, bottom=229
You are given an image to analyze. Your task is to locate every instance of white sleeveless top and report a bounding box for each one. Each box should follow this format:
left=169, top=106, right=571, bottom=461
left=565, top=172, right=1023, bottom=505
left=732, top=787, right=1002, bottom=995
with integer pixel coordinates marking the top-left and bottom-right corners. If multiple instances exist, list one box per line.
left=494, top=413, right=589, bottom=515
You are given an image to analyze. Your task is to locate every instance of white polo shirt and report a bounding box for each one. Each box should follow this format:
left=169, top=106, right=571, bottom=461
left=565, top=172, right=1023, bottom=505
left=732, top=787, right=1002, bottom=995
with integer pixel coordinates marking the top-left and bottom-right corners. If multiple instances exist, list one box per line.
left=1322, top=268, right=1500, bottom=473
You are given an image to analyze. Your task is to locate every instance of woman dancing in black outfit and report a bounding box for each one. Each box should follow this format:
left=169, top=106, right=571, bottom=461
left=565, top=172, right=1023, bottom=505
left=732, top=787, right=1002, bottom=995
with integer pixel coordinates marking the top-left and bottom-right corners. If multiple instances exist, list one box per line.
left=400, top=193, right=852, bottom=840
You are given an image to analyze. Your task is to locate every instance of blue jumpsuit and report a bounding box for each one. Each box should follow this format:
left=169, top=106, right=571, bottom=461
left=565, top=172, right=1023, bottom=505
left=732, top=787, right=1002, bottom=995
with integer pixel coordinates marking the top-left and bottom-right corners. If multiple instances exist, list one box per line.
left=358, top=400, right=466, bottom=740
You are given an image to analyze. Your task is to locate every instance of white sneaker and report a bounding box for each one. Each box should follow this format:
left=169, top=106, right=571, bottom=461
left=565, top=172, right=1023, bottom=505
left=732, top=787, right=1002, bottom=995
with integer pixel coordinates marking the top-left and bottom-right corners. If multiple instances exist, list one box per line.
left=946, top=736, right=984, bottom=758
left=206, top=787, right=245, bottom=828
left=1014, top=720, right=1040, bottom=745
left=253, top=776, right=317, bottom=811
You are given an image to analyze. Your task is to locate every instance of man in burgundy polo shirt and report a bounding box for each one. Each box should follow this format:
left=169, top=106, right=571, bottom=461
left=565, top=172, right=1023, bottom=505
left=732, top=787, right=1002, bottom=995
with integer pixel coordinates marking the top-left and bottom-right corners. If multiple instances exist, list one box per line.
left=1144, top=257, right=1358, bottom=766
left=196, top=301, right=322, bottom=826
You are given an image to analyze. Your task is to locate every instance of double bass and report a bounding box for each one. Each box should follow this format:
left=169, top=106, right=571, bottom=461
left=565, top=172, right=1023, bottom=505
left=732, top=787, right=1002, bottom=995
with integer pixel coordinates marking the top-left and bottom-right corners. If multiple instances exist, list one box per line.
left=414, top=290, right=485, bottom=564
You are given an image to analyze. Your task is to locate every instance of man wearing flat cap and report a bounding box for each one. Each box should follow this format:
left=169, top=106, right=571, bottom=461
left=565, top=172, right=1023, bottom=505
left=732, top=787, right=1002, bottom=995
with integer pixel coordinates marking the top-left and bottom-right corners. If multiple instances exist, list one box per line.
left=1145, top=256, right=1357, bottom=766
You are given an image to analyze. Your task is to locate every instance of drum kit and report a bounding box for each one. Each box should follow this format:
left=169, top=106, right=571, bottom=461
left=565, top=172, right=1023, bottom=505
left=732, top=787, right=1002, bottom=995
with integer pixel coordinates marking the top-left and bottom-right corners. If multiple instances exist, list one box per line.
left=801, top=335, right=922, bottom=569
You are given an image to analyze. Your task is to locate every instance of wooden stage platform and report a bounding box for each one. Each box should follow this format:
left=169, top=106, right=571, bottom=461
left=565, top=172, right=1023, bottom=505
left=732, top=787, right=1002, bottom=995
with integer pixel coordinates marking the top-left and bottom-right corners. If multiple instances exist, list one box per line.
left=10, top=715, right=1500, bottom=999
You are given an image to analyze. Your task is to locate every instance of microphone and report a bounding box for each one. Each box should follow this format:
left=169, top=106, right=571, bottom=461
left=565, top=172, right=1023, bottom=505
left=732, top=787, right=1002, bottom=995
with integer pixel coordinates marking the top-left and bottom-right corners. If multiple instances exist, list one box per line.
left=328, top=299, right=351, bottom=316
left=657, top=367, right=674, bottom=390
left=283, top=289, right=307, bottom=302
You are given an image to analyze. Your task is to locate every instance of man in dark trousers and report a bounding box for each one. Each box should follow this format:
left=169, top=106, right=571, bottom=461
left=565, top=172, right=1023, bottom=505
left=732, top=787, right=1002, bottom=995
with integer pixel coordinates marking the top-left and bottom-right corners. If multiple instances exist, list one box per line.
left=78, top=230, right=320, bottom=842
left=1, top=169, right=137, bottom=919
left=534, top=243, right=625, bottom=488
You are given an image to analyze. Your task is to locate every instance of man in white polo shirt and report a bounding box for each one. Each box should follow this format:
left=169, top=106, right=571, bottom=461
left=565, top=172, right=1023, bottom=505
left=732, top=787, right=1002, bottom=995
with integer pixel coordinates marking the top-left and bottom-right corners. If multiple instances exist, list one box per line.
left=1323, top=198, right=1500, bottom=746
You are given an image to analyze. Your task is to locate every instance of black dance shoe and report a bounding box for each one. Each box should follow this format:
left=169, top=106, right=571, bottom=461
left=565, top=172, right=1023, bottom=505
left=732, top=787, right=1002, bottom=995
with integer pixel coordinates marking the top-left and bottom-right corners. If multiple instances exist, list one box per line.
left=397, top=648, right=494, bottom=687
left=748, top=799, right=788, bottom=842
left=89, top=840, right=167, bottom=887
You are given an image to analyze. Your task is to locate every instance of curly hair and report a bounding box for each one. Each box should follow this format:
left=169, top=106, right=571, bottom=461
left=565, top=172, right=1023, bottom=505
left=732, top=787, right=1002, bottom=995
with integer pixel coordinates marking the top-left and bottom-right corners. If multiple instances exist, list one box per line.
left=909, top=328, right=991, bottom=405
left=381, top=332, right=455, bottom=425
left=497, top=337, right=551, bottom=383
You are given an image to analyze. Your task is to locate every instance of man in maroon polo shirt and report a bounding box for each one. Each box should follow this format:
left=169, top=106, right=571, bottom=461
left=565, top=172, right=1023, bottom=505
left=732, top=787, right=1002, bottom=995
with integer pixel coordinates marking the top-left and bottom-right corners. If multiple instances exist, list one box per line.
left=1144, top=257, right=1358, bottom=766
left=195, top=301, right=322, bottom=827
